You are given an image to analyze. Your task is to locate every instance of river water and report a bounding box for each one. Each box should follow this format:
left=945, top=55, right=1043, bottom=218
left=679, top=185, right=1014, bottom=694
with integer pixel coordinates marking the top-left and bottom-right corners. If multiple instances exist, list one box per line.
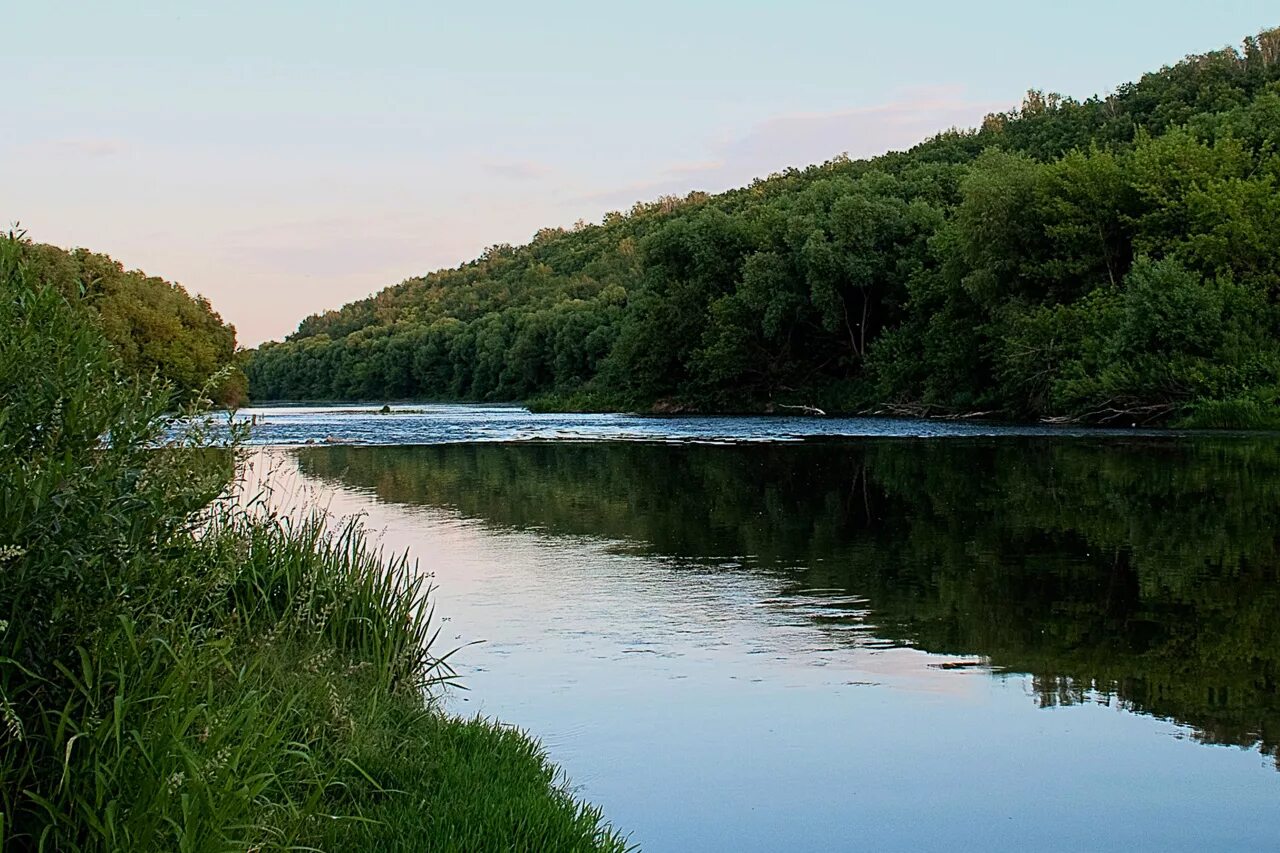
left=239, top=405, right=1280, bottom=851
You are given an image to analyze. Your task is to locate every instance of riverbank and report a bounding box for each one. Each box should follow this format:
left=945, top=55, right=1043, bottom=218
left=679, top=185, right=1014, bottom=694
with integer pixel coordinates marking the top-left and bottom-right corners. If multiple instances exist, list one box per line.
left=524, top=389, right=1280, bottom=429
left=243, top=373, right=1280, bottom=430
left=241, top=392, right=1280, bottom=431
left=0, top=238, right=627, bottom=851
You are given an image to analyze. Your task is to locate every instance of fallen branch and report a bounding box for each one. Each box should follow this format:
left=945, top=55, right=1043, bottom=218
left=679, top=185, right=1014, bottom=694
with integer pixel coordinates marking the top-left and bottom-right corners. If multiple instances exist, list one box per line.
left=864, top=402, right=994, bottom=421
left=1042, top=402, right=1177, bottom=426
left=775, top=403, right=827, bottom=417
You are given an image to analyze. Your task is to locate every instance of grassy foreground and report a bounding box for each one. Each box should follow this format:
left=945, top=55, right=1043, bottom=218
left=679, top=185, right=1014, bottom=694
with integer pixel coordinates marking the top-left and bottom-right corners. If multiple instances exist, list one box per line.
left=0, top=232, right=628, bottom=851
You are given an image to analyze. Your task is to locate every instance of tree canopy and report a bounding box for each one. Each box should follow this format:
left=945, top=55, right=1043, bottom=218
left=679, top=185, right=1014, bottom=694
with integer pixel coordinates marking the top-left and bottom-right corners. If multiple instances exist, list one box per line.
left=17, top=238, right=245, bottom=406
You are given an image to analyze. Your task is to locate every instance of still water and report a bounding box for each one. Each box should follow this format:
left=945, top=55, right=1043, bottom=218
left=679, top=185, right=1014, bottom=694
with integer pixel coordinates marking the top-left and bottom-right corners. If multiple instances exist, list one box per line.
left=246, top=406, right=1280, bottom=851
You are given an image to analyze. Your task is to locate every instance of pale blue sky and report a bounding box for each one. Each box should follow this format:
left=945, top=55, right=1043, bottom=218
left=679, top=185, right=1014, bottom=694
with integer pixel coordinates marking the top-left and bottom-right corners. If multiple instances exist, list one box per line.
left=4, top=1, right=1275, bottom=344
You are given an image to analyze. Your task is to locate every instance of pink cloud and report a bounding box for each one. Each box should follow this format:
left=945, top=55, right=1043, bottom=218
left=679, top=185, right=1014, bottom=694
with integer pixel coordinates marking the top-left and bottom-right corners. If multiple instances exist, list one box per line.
left=481, top=160, right=553, bottom=180
left=47, top=137, right=129, bottom=158
left=582, top=86, right=1010, bottom=208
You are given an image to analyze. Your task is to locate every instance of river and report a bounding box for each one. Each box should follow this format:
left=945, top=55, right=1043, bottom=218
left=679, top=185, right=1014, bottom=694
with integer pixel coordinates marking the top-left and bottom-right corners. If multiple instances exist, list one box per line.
left=237, top=405, right=1280, bottom=851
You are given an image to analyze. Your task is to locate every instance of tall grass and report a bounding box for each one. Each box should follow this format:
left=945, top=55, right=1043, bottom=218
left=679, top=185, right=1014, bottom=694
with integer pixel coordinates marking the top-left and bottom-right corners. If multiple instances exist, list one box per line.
left=0, top=231, right=629, bottom=851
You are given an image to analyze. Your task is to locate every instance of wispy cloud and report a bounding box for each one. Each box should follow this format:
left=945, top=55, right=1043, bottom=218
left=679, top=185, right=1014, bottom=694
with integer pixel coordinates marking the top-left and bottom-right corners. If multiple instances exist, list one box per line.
left=481, top=160, right=553, bottom=180
left=661, top=160, right=726, bottom=177
left=47, top=137, right=129, bottom=158
left=581, top=86, right=1009, bottom=209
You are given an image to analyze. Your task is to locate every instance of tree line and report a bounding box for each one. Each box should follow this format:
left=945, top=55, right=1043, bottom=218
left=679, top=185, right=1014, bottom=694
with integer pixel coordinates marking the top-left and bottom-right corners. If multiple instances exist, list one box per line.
left=247, top=29, right=1280, bottom=426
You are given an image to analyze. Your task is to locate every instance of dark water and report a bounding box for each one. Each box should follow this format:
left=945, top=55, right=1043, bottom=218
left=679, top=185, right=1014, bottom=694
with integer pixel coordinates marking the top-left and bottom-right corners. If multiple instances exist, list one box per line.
left=261, top=424, right=1280, bottom=851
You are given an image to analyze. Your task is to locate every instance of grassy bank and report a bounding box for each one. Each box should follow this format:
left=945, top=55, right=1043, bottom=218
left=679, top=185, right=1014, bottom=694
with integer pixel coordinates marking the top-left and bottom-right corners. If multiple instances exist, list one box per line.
left=0, top=232, right=628, bottom=850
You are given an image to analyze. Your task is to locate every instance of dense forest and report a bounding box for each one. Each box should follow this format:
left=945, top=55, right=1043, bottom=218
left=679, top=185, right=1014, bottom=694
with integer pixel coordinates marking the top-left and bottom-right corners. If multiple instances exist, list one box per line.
left=15, top=236, right=245, bottom=406
left=247, top=29, right=1280, bottom=427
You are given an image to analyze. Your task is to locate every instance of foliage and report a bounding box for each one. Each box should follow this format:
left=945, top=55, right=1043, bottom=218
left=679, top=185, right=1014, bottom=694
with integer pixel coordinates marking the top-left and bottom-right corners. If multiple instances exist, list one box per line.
left=247, top=28, right=1280, bottom=426
left=18, top=238, right=245, bottom=407
left=0, top=234, right=627, bottom=851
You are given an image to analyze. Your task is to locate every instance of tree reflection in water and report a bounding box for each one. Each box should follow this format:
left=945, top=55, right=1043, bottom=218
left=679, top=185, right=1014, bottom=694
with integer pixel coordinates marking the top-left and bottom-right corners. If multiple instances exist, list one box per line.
left=296, top=437, right=1280, bottom=767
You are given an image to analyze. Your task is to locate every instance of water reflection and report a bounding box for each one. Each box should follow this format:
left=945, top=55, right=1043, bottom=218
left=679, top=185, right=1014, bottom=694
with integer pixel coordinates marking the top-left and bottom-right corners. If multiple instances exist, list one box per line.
left=295, top=438, right=1280, bottom=768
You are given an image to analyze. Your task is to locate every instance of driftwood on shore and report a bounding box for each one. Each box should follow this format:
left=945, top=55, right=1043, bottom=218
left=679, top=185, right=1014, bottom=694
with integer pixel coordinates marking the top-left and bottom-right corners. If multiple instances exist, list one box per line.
left=865, top=403, right=997, bottom=421
left=1040, top=402, right=1176, bottom=426
left=775, top=403, right=827, bottom=417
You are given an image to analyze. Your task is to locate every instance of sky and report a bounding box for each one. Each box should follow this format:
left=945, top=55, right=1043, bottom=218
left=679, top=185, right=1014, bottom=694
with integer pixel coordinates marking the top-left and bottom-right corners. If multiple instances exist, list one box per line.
left=4, top=1, right=1277, bottom=346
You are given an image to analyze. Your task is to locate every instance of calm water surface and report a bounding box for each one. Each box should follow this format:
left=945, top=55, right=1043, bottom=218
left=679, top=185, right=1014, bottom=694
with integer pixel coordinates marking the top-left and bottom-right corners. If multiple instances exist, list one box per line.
left=246, top=406, right=1280, bottom=852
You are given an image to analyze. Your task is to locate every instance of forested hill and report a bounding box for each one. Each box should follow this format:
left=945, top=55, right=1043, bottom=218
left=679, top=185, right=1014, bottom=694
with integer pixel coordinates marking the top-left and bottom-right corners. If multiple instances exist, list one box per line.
left=247, top=28, right=1280, bottom=427
left=17, top=238, right=246, bottom=406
